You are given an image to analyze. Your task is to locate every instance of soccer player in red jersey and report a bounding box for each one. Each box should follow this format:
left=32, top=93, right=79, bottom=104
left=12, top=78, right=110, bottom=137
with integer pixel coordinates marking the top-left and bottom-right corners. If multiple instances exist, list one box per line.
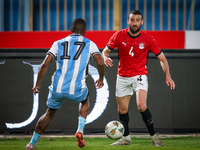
left=102, top=10, right=175, bottom=146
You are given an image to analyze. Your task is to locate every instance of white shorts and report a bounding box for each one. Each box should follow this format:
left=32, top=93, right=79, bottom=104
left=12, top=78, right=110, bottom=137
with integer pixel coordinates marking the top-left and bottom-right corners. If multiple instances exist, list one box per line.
left=116, top=75, right=148, bottom=97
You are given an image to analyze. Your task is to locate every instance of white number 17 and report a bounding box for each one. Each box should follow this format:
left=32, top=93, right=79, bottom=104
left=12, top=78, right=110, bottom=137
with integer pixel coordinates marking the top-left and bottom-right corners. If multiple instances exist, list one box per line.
left=129, top=46, right=134, bottom=57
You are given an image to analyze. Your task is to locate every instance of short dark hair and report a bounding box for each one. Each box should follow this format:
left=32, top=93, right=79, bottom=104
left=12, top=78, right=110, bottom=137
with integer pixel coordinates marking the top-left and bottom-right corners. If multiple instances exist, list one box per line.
left=128, top=10, right=143, bottom=19
left=71, top=18, right=86, bottom=34
left=72, top=18, right=86, bottom=29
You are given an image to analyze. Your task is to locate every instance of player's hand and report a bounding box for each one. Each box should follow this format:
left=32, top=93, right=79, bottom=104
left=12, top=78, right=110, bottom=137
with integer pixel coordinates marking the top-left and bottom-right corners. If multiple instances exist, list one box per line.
left=104, top=57, right=113, bottom=67
left=32, top=86, right=40, bottom=94
left=95, top=80, right=104, bottom=89
left=166, top=76, right=175, bottom=90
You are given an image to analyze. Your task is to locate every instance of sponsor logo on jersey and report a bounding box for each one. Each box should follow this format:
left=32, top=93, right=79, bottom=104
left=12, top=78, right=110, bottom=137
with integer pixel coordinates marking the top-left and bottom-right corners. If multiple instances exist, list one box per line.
left=122, top=42, right=127, bottom=46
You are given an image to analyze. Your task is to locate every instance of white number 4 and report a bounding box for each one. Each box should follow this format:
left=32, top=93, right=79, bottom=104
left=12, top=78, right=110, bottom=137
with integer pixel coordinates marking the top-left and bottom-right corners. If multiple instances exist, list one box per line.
left=129, top=47, right=134, bottom=57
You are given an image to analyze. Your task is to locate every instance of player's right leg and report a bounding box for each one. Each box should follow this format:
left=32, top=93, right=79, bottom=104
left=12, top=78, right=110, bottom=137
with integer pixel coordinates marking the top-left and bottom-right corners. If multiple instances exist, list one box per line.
left=111, top=95, right=132, bottom=146
left=75, top=97, right=89, bottom=148
left=74, top=90, right=89, bottom=148
left=111, top=76, right=133, bottom=146
left=78, top=95, right=90, bottom=119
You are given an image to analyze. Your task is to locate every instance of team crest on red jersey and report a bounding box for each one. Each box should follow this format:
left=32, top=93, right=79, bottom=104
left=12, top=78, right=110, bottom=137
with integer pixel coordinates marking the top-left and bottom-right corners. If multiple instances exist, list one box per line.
left=139, top=42, right=145, bottom=49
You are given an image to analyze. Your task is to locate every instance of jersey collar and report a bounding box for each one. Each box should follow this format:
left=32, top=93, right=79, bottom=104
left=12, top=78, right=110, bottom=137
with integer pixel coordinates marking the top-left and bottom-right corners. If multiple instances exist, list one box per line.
left=70, top=33, right=83, bottom=36
left=127, top=31, right=141, bottom=38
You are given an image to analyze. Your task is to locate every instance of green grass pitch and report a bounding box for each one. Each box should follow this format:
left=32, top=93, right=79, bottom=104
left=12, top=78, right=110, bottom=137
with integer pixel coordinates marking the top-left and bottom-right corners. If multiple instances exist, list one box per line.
left=0, top=136, right=200, bottom=150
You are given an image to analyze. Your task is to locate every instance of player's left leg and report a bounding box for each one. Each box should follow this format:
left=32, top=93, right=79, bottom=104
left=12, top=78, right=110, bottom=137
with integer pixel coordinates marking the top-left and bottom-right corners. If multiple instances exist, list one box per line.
left=26, top=89, right=63, bottom=149
left=136, top=90, right=152, bottom=130
left=26, top=108, right=57, bottom=149
left=136, top=89, right=163, bottom=146
left=75, top=96, right=89, bottom=148
left=35, top=108, right=57, bottom=134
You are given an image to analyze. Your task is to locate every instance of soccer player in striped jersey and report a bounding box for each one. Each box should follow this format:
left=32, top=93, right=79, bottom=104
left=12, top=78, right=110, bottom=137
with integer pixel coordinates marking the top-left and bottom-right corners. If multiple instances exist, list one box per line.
left=26, top=18, right=105, bottom=149
left=102, top=10, right=175, bottom=146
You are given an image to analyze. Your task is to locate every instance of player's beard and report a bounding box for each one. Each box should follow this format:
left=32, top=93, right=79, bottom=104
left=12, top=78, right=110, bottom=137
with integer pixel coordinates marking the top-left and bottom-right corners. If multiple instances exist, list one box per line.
left=129, top=24, right=141, bottom=34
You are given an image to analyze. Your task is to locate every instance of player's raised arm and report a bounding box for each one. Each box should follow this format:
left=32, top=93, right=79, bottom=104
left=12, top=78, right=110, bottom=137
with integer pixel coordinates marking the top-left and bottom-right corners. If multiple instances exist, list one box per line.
left=102, top=46, right=113, bottom=67
left=157, top=52, right=175, bottom=90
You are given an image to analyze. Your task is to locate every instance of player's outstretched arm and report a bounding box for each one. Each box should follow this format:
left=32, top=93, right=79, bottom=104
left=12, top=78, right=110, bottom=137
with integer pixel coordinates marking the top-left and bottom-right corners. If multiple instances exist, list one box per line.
left=102, top=46, right=113, bottom=67
left=157, top=52, right=175, bottom=90
left=93, top=53, right=105, bottom=89
left=32, top=54, right=53, bottom=94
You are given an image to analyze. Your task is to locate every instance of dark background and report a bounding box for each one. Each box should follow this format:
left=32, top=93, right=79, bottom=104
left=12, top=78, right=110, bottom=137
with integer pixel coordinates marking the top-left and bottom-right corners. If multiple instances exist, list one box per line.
left=0, top=49, right=200, bottom=134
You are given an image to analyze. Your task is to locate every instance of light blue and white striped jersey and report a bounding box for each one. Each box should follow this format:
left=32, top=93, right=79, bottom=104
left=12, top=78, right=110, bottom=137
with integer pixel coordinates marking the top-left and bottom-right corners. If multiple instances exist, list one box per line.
left=47, top=34, right=100, bottom=95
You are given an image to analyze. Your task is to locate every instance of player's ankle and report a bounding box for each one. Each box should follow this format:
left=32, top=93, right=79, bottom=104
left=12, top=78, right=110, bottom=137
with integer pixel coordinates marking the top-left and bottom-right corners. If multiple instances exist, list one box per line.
left=123, top=135, right=131, bottom=141
left=76, top=128, right=83, bottom=134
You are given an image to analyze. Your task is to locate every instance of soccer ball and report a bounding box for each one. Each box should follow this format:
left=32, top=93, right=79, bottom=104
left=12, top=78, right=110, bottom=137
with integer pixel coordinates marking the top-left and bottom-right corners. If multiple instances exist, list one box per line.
left=105, top=121, right=124, bottom=140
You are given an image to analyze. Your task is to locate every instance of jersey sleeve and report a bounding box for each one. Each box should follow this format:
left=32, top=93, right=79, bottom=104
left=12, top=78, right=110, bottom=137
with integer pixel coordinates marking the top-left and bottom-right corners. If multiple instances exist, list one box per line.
left=107, top=31, right=119, bottom=50
left=149, top=37, right=161, bottom=56
left=47, top=41, right=58, bottom=58
left=89, top=41, right=101, bottom=59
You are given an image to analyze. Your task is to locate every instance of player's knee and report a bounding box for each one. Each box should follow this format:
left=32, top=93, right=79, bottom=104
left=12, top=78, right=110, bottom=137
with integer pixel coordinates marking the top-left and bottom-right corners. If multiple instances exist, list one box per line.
left=137, top=103, right=147, bottom=112
left=47, top=108, right=57, bottom=118
left=118, top=107, right=128, bottom=114
left=82, top=98, right=90, bottom=108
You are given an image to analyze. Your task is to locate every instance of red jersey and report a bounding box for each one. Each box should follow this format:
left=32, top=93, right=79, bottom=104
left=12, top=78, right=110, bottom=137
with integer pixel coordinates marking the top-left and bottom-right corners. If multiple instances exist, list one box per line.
left=107, top=28, right=161, bottom=77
